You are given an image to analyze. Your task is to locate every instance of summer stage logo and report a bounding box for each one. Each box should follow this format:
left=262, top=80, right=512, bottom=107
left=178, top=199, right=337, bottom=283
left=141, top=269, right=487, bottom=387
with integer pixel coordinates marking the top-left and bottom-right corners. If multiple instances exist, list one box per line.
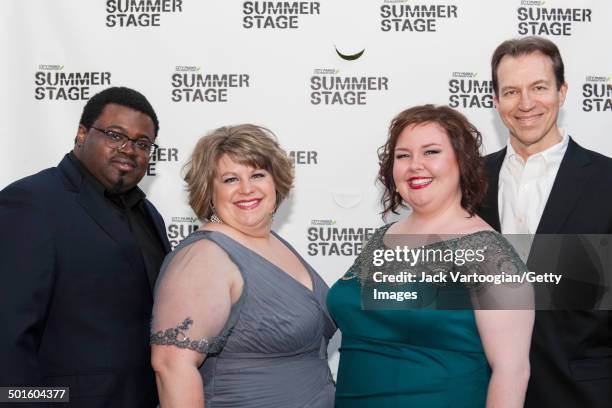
left=34, top=65, right=112, bottom=101
left=167, top=216, right=200, bottom=248
left=243, top=1, right=321, bottom=29
left=582, top=76, right=612, bottom=112
left=106, top=0, right=184, bottom=28
left=516, top=1, right=592, bottom=36
left=307, top=220, right=376, bottom=256
left=380, top=0, right=458, bottom=32
left=448, top=72, right=493, bottom=109
left=171, top=66, right=251, bottom=103
left=146, top=146, right=179, bottom=176
left=310, top=68, right=389, bottom=105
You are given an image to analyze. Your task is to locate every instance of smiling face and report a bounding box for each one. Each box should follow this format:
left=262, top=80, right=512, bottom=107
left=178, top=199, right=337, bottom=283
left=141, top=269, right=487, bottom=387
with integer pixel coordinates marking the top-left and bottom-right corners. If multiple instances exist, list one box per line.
left=494, top=52, right=567, bottom=159
left=74, top=103, right=154, bottom=193
left=212, top=154, right=276, bottom=236
left=392, top=122, right=462, bottom=215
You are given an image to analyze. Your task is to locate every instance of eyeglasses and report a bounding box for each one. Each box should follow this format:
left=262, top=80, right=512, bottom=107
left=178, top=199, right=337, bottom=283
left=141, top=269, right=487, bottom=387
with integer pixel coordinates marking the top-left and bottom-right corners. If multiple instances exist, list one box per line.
left=90, top=127, right=158, bottom=157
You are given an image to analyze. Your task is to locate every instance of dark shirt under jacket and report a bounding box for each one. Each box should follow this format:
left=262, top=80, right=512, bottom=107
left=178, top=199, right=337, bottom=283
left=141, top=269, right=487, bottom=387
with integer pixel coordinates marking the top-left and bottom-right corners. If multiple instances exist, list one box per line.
left=0, top=153, right=171, bottom=407
left=68, top=152, right=165, bottom=289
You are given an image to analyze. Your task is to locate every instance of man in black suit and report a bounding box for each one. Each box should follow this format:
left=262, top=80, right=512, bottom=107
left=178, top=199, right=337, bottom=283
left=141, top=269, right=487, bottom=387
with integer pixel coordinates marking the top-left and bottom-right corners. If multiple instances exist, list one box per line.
left=479, top=36, right=612, bottom=407
left=0, top=87, right=171, bottom=407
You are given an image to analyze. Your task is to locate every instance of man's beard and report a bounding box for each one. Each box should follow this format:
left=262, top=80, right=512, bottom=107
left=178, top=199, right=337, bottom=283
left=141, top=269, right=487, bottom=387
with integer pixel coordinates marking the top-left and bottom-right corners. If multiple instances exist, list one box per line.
left=108, top=172, right=127, bottom=194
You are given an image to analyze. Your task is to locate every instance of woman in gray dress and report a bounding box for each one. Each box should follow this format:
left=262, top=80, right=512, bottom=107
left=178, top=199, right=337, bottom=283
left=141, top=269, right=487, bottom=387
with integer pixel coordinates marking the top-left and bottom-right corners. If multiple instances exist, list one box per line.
left=150, top=124, right=336, bottom=407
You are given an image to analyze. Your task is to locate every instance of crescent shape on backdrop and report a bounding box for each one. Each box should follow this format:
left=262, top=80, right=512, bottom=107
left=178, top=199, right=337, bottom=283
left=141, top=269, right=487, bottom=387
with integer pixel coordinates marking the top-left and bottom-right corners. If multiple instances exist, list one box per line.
left=335, top=46, right=365, bottom=61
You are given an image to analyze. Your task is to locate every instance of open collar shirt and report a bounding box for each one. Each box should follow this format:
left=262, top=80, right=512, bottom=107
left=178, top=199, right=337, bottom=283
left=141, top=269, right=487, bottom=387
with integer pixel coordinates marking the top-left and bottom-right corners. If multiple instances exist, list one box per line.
left=498, top=129, right=569, bottom=235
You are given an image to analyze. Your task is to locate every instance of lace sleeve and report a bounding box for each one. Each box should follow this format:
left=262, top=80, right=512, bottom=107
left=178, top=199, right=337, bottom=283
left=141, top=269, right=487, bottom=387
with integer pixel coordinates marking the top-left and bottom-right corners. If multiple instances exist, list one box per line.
left=465, top=232, right=535, bottom=310
left=150, top=236, right=241, bottom=354
left=342, top=224, right=390, bottom=280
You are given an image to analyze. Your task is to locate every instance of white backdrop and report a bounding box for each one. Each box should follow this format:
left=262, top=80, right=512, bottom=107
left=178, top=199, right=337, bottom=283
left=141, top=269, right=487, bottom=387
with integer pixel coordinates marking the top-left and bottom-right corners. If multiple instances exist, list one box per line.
left=2, top=0, right=611, bottom=373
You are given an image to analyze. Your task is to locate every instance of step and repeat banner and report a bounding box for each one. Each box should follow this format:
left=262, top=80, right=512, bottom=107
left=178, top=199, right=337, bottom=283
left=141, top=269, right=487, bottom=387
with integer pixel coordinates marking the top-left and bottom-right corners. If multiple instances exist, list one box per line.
left=1, top=0, right=610, bottom=312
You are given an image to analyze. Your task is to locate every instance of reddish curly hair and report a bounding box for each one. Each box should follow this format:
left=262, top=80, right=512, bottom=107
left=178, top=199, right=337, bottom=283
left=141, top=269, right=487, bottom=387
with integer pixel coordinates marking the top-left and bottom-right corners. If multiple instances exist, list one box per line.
left=378, top=105, right=487, bottom=218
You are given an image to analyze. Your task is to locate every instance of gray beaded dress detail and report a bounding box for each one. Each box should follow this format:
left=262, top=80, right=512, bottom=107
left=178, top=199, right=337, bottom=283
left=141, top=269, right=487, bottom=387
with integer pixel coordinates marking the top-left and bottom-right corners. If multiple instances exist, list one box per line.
left=151, top=230, right=336, bottom=407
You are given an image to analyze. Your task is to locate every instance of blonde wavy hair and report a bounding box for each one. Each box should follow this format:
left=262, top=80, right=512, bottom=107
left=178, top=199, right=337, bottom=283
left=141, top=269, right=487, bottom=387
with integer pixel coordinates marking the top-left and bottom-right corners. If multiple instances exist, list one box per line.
left=184, top=124, right=294, bottom=220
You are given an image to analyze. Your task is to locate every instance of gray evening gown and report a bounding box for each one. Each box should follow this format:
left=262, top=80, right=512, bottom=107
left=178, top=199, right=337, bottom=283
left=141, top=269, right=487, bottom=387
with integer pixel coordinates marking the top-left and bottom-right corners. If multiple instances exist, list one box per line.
left=151, top=230, right=336, bottom=407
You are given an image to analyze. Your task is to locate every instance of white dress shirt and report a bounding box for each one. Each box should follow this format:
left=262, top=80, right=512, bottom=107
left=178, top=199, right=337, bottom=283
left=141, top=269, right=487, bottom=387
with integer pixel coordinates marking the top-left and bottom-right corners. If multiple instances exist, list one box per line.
left=498, top=129, right=569, bottom=235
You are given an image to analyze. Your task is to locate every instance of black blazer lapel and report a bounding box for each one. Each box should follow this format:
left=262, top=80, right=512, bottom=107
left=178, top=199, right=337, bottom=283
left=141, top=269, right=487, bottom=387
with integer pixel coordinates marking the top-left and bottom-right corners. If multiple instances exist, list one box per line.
left=142, top=200, right=170, bottom=289
left=144, top=200, right=171, bottom=254
left=480, top=148, right=506, bottom=232
left=536, top=138, right=593, bottom=234
left=58, top=156, right=147, bottom=277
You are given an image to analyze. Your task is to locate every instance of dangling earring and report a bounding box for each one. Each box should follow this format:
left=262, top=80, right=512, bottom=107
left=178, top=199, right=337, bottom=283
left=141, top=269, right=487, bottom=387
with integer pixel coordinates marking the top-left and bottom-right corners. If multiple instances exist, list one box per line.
left=209, top=213, right=223, bottom=224
left=209, top=202, right=223, bottom=224
left=270, top=203, right=277, bottom=221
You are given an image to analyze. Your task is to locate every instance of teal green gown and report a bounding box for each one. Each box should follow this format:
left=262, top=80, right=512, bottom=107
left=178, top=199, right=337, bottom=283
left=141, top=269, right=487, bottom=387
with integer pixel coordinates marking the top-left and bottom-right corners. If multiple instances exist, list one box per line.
left=327, top=224, right=521, bottom=408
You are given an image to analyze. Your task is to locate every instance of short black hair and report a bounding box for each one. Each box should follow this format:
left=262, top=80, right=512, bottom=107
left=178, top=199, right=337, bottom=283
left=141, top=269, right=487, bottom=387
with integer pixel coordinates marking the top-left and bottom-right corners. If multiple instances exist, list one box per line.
left=79, top=86, right=159, bottom=136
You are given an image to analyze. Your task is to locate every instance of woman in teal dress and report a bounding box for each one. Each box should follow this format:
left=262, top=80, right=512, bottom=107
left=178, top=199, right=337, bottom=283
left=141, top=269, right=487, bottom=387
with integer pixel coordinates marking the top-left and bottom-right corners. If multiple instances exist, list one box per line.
left=328, top=105, right=534, bottom=407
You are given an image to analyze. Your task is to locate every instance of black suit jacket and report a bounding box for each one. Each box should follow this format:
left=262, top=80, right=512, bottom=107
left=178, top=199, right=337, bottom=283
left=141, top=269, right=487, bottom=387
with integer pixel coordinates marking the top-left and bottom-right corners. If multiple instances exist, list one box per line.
left=0, top=155, right=171, bottom=407
left=478, top=137, right=612, bottom=408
